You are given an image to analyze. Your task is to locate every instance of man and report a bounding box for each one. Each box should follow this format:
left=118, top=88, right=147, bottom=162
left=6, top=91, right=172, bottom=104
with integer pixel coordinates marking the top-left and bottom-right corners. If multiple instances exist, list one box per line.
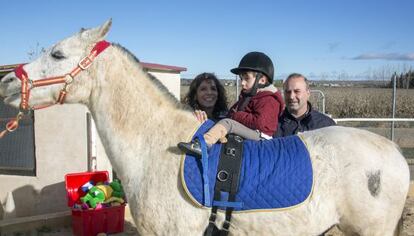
left=274, top=73, right=336, bottom=137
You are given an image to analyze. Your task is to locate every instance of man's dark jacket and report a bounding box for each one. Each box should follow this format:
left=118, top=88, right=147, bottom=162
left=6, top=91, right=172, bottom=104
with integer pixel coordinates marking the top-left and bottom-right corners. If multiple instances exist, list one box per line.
left=273, top=102, right=336, bottom=137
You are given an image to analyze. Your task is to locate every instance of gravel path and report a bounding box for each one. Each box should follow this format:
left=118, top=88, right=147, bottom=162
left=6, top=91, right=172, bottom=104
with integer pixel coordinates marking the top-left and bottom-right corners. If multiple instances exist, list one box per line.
left=6, top=197, right=414, bottom=236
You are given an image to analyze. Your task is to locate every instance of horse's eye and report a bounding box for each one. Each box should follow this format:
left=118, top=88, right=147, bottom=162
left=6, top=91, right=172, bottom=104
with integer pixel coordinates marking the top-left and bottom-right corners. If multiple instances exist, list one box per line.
left=51, top=50, right=66, bottom=60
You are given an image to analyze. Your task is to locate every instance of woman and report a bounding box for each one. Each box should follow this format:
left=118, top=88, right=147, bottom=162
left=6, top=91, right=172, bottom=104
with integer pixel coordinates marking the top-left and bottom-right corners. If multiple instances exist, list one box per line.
left=183, top=73, right=228, bottom=122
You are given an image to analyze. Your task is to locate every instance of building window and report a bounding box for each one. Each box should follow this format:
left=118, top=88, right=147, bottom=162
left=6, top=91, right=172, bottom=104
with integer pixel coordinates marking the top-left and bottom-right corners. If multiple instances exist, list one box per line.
left=0, top=99, right=36, bottom=176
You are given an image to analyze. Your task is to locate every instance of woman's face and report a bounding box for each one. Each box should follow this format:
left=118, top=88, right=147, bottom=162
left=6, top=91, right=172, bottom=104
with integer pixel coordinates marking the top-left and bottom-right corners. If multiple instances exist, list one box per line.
left=196, top=79, right=218, bottom=110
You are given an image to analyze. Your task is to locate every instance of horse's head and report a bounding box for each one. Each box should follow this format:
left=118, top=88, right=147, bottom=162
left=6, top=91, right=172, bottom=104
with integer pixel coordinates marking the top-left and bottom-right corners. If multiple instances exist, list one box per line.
left=0, top=19, right=112, bottom=109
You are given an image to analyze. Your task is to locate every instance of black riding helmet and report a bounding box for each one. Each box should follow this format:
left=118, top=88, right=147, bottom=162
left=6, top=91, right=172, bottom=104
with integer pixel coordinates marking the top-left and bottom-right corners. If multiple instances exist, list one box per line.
left=230, top=51, right=274, bottom=83
left=231, top=52, right=274, bottom=96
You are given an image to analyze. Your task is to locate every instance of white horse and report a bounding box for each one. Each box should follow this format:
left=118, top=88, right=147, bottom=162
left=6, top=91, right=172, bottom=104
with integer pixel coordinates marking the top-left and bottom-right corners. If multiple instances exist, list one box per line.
left=0, top=20, right=410, bottom=236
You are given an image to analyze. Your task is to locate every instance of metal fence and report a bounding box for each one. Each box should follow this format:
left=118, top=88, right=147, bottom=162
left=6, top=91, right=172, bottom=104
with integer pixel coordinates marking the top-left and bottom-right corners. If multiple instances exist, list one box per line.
left=334, top=118, right=414, bottom=141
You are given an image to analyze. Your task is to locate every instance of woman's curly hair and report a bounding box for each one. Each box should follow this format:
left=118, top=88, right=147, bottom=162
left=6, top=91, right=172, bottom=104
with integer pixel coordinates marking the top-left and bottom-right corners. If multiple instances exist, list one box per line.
left=184, top=73, right=228, bottom=119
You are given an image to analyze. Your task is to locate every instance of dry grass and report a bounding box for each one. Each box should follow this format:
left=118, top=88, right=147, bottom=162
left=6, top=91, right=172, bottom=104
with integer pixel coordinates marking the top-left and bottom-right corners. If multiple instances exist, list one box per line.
left=181, top=85, right=414, bottom=119
left=315, top=87, right=414, bottom=118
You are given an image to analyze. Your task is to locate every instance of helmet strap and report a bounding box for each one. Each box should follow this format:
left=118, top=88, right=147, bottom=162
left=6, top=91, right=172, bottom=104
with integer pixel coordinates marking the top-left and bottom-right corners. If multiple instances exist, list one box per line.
left=243, top=72, right=268, bottom=96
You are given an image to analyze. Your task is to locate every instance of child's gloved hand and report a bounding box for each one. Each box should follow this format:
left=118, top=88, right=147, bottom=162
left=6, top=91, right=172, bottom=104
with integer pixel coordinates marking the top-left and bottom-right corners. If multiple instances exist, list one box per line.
left=193, top=110, right=208, bottom=123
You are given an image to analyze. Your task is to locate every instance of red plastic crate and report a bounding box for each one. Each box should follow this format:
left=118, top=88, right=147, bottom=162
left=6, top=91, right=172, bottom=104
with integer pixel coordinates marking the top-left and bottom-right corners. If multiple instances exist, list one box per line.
left=65, top=171, right=126, bottom=236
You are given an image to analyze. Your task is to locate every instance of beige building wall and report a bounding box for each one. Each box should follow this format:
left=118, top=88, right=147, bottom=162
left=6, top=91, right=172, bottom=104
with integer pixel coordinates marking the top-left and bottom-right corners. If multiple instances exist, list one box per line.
left=0, top=106, right=115, bottom=218
left=0, top=105, right=89, bottom=218
left=148, top=71, right=181, bottom=100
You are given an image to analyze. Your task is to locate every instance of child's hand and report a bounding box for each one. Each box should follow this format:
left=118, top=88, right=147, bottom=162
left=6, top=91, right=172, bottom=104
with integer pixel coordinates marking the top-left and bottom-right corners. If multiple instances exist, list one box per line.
left=194, top=110, right=208, bottom=123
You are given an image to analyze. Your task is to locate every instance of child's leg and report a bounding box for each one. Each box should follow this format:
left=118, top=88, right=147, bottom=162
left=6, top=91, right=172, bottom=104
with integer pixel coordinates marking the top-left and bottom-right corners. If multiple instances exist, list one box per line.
left=178, top=118, right=261, bottom=156
left=203, top=122, right=228, bottom=145
left=203, top=118, right=261, bottom=145
left=219, top=118, right=261, bottom=140
left=177, top=122, right=228, bottom=156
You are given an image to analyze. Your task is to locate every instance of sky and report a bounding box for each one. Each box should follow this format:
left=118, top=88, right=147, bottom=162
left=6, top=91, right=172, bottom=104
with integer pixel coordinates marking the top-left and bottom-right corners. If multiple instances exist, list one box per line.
left=1, top=0, right=413, bottom=80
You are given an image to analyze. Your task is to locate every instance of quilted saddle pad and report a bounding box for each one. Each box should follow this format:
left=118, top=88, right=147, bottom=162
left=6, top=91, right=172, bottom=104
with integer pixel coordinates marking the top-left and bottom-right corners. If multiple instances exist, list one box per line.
left=181, top=120, right=314, bottom=212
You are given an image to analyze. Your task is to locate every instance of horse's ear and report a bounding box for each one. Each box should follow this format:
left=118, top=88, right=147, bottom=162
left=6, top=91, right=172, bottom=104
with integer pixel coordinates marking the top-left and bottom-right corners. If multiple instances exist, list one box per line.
left=81, top=19, right=112, bottom=43
left=98, top=19, right=112, bottom=39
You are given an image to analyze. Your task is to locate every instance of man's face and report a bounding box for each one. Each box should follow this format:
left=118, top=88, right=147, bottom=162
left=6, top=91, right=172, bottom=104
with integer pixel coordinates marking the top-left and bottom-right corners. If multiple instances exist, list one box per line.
left=283, top=76, right=310, bottom=116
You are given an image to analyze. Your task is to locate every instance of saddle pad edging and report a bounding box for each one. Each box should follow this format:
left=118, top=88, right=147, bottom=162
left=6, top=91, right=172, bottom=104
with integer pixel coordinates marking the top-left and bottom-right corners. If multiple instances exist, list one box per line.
left=180, top=154, right=206, bottom=208
left=180, top=122, right=208, bottom=209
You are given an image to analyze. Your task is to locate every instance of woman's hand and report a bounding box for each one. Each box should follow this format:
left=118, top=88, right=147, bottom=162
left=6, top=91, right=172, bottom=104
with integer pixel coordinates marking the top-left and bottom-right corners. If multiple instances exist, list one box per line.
left=194, top=110, right=208, bottom=123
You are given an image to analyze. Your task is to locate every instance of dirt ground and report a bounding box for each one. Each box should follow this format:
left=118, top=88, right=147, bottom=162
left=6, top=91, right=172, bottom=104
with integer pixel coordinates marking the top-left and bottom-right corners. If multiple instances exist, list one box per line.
left=7, top=196, right=413, bottom=236
left=401, top=197, right=414, bottom=236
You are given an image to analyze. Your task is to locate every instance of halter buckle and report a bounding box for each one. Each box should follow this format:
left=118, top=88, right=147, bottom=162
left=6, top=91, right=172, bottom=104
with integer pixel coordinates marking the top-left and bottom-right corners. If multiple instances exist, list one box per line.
left=78, top=56, right=93, bottom=70
left=65, top=74, right=74, bottom=84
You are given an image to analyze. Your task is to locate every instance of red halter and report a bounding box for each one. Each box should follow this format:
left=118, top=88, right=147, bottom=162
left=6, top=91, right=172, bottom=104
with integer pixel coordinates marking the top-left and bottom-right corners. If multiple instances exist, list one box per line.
left=0, top=40, right=110, bottom=138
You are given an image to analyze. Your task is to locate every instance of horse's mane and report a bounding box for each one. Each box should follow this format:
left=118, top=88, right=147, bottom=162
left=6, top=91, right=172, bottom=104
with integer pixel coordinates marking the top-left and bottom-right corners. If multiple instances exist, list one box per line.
left=111, top=43, right=188, bottom=110
left=112, top=43, right=141, bottom=63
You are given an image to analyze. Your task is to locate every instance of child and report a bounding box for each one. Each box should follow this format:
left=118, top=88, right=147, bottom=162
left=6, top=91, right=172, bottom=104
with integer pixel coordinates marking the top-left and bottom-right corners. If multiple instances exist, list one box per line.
left=178, top=52, right=284, bottom=156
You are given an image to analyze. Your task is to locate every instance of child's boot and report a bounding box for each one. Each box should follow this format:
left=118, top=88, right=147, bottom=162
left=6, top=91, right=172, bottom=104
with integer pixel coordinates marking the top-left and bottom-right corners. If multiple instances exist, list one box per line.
left=177, top=124, right=228, bottom=157
left=177, top=139, right=202, bottom=157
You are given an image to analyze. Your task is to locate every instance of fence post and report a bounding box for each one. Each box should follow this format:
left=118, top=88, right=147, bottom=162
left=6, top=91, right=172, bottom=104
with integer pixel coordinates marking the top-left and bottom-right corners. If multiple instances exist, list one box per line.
left=391, top=73, right=397, bottom=141
left=310, top=90, right=326, bottom=114
left=235, top=75, right=239, bottom=102
left=87, top=112, right=97, bottom=172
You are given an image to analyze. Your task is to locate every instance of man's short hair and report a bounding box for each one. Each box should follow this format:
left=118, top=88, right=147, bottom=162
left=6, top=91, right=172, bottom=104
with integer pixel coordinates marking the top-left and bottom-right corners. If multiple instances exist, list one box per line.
left=284, top=73, right=309, bottom=90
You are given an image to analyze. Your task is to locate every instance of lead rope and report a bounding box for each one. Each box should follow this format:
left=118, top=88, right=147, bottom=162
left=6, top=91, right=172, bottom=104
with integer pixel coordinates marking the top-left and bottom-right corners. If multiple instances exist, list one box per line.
left=0, top=111, right=25, bottom=138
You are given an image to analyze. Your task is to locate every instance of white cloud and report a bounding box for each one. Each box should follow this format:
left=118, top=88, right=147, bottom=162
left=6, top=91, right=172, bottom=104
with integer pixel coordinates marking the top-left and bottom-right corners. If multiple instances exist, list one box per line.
left=352, top=53, right=414, bottom=61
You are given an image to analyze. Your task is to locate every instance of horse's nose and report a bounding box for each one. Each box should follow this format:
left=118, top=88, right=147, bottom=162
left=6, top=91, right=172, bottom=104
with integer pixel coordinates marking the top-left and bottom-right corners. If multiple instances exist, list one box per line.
left=0, top=73, right=18, bottom=84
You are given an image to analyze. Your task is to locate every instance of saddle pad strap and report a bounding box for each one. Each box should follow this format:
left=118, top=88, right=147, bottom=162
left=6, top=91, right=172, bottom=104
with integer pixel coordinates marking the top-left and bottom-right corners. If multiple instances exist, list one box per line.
left=197, top=134, right=211, bottom=207
left=212, top=200, right=243, bottom=208
left=214, top=134, right=244, bottom=196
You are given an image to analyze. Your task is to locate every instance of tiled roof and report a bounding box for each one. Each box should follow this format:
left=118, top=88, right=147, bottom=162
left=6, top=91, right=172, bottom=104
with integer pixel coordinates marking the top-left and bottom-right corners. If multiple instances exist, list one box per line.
left=0, top=63, right=22, bottom=74
left=140, top=62, right=186, bottom=72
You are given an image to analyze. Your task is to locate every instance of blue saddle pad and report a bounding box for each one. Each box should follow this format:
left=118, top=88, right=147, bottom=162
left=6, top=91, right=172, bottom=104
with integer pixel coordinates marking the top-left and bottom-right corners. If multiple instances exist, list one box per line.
left=181, top=120, right=313, bottom=211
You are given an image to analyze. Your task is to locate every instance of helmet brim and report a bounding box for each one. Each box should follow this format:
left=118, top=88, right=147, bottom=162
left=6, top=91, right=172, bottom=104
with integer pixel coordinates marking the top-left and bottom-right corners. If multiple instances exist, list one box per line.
left=231, top=67, right=272, bottom=82
left=230, top=67, right=261, bottom=75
